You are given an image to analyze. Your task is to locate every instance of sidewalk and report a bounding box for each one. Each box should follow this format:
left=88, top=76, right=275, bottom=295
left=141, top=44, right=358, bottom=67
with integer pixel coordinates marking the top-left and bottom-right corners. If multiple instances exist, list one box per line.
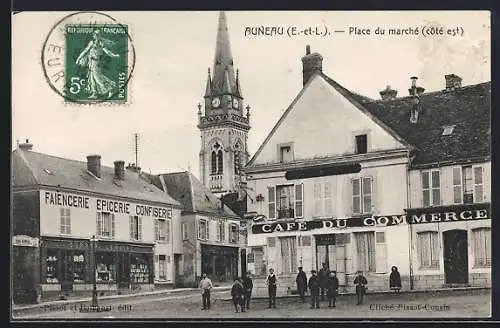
left=12, top=285, right=231, bottom=311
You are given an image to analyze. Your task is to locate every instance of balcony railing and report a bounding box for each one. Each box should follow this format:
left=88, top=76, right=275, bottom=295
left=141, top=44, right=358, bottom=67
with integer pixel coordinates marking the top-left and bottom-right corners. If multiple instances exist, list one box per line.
left=277, top=208, right=295, bottom=219
left=210, top=174, right=223, bottom=191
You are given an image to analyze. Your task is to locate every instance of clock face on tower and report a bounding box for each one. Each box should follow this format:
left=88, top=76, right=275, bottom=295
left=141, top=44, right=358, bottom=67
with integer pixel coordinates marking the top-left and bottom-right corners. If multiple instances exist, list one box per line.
left=232, top=98, right=239, bottom=108
left=211, top=97, right=220, bottom=108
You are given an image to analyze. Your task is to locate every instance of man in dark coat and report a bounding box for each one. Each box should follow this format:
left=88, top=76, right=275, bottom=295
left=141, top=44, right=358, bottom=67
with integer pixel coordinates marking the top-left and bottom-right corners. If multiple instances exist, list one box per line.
left=326, top=270, right=339, bottom=308
left=318, top=262, right=329, bottom=301
left=308, top=270, right=320, bottom=309
left=295, top=267, right=308, bottom=303
left=231, top=277, right=245, bottom=313
left=265, top=268, right=277, bottom=308
left=354, top=270, right=368, bottom=305
left=242, top=271, right=253, bottom=309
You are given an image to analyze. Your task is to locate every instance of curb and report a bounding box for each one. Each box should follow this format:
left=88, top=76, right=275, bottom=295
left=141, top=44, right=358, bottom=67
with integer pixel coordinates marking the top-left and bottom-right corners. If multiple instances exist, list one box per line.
left=12, top=286, right=231, bottom=312
left=218, top=286, right=491, bottom=302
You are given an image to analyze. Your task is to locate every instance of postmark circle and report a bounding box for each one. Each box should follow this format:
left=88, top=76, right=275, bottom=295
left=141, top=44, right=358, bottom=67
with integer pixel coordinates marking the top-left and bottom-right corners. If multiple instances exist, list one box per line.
left=41, top=11, right=136, bottom=104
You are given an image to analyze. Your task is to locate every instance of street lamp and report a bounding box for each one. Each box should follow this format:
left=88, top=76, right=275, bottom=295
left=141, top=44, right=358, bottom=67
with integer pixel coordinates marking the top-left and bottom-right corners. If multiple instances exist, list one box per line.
left=90, top=235, right=98, bottom=307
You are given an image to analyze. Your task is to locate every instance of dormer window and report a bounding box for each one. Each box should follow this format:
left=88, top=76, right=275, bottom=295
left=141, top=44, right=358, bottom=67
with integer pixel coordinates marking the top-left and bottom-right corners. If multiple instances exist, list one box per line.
left=278, top=143, right=293, bottom=163
left=442, top=125, right=455, bottom=136
left=355, top=134, right=368, bottom=154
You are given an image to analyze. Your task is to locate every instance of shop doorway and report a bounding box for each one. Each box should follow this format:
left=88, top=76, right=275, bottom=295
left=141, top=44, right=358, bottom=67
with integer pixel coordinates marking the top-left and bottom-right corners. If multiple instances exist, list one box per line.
left=443, top=230, right=469, bottom=285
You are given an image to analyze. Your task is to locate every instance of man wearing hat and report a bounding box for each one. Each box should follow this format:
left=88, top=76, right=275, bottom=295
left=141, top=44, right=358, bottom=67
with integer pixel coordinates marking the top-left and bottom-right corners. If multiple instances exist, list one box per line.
left=296, top=267, right=308, bottom=303
left=353, top=270, right=368, bottom=305
left=308, top=270, right=320, bottom=309
left=242, top=271, right=254, bottom=310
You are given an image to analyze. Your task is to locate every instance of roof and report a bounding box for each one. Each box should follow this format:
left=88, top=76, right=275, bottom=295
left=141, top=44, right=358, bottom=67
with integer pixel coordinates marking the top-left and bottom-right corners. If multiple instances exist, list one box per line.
left=11, top=149, right=181, bottom=206
left=221, top=191, right=247, bottom=219
left=247, top=71, right=490, bottom=168
left=357, top=81, right=491, bottom=166
left=158, top=171, right=239, bottom=218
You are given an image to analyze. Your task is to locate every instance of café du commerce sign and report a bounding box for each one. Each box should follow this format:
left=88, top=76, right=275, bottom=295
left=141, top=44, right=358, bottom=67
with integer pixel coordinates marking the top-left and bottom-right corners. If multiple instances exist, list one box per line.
left=251, top=203, right=490, bottom=234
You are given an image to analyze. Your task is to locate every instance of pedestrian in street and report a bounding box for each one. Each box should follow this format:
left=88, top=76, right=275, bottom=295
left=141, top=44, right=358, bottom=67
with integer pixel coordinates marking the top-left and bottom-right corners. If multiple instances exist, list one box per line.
left=242, top=271, right=253, bottom=310
left=199, top=273, right=213, bottom=310
left=295, top=267, right=308, bottom=303
left=353, top=270, right=368, bottom=305
left=326, top=270, right=339, bottom=308
left=231, top=277, right=246, bottom=313
left=265, top=268, right=277, bottom=308
left=389, top=266, right=402, bottom=293
left=318, top=262, right=329, bottom=301
left=308, top=270, right=320, bottom=309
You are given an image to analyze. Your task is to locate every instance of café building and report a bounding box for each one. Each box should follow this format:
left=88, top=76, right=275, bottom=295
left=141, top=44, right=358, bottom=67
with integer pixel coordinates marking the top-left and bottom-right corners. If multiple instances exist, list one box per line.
left=11, top=142, right=182, bottom=303
left=245, top=47, right=491, bottom=293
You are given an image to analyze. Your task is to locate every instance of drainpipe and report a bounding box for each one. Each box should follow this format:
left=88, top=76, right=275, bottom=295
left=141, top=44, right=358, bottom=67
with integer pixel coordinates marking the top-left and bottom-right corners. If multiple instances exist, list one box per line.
left=406, top=150, right=414, bottom=290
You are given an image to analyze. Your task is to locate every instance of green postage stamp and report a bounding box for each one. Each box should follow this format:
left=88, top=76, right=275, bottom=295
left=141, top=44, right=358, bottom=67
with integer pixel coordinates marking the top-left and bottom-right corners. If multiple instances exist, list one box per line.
left=65, top=24, right=128, bottom=102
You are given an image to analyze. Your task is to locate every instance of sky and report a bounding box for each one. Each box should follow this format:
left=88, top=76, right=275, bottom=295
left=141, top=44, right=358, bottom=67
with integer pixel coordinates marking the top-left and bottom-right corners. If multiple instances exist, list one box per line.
left=12, top=11, right=490, bottom=178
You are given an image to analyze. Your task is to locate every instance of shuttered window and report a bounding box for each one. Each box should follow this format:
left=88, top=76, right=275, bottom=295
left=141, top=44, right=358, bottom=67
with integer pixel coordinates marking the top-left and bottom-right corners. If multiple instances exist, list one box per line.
left=129, top=216, right=142, bottom=240
left=268, top=186, right=276, bottom=219
left=422, top=170, right=440, bottom=207
left=352, top=177, right=373, bottom=214
left=280, top=237, right=297, bottom=274
left=295, top=184, right=304, bottom=218
left=452, top=167, right=462, bottom=204
left=473, top=166, right=484, bottom=203
left=472, top=228, right=491, bottom=267
left=97, top=212, right=115, bottom=238
left=417, top=231, right=440, bottom=269
left=354, top=232, right=375, bottom=272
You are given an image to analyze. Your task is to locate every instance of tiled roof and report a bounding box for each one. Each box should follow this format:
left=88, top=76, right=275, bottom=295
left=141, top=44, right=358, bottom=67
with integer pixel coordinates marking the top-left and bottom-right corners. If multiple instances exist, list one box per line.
left=321, top=73, right=491, bottom=166
left=11, top=149, right=181, bottom=206
left=221, top=191, right=247, bottom=219
left=158, top=171, right=239, bottom=218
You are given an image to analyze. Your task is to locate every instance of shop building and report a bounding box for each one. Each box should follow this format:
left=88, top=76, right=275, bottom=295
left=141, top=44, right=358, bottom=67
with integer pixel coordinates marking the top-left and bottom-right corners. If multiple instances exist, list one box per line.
left=245, top=47, right=491, bottom=294
left=12, top=143, right=182, bottom=303
left=151, top=171, right=245, bottom=287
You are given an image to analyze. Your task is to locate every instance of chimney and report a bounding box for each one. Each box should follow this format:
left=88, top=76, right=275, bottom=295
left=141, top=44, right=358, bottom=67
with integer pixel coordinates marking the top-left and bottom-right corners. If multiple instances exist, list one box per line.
left=87, top=155, right=102, bottom=178
left=379, top=85, right=398, bottom=100
left=114, top=160, right=125, bottom=180
left=18, top=139, right=33, bottom=151
left=301, top=45, right=323, bottom=86
left=445, top=74, right=462, bottom=90
left=408, top=76, right=425, bottom=96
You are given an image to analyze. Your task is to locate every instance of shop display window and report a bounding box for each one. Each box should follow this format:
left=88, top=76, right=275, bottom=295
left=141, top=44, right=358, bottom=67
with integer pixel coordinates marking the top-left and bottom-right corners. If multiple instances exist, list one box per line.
left=96, top=252, right=116, bottom=282
left=72, top=252, right=85, bottom=283
left=46, top=249, right=59, bottom=283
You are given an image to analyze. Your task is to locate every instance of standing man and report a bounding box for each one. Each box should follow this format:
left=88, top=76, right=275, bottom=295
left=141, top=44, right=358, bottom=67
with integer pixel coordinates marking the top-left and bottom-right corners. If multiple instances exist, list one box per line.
left=231, top=277, right=245, bottom=313
left=199, top=273, right=213, bottom=310
left=295, top=267, right=308, bottom=303
left=327, top=270, right=339, bottom=308
left=265, top=268, right=277, bottom=308
left=318, top=262, right=329, bottom=301
left=354, top=270, right=368, bottom=305
left=308, top=270, right=320, bottom=309
left=242, top=271, right=253, bottom=310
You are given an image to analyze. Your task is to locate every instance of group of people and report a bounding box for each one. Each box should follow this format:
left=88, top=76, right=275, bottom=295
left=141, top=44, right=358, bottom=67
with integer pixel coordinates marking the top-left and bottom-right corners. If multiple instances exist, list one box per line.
left=198, top=265, right=402, bottom=311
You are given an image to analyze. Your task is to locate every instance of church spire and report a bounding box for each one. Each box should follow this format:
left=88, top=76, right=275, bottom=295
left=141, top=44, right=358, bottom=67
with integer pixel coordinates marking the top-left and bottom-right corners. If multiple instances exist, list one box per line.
left=204, top=68, right=212, bottom=98
left=212, top=11, right=236, bottom=94
left=234, top=69, right=242, bottom=97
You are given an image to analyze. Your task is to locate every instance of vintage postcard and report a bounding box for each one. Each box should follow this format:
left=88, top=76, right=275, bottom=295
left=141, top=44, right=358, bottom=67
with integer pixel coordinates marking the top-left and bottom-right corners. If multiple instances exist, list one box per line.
left=11, top=10, right=491, bottom=320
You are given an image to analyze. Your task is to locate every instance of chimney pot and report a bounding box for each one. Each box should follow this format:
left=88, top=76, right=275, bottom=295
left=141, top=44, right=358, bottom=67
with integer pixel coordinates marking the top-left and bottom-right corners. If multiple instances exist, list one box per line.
left=18, top=139, right=34, bottom=151
left=114, top=160, right=125, bottom=180
left=306, top=45, right=311, bottom=55
left=445, top=74, right=462, bottom=90
left=408, top=76, right=424, bottom=96
left=379, top=85, right=398, bottom=100
left=87, top=155, right=102, bottom=178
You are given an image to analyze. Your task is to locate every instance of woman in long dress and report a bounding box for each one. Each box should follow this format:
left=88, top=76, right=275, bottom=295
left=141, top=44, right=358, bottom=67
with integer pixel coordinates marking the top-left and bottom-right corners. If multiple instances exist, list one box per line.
left=76, top=29, right=120, bottom=99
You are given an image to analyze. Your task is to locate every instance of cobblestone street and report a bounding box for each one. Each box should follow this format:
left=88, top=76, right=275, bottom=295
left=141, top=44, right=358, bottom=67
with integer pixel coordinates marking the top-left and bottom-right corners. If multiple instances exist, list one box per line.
left=14, top=289, right=490, bottom=319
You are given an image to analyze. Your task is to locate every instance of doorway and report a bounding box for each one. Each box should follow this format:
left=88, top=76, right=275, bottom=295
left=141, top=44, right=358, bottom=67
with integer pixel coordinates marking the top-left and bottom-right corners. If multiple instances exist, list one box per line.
left=443, top=230, right=469, bottom=285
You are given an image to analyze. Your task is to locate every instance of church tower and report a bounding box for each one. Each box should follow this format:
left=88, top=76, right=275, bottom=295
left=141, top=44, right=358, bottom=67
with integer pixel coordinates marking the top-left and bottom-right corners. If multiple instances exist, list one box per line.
left=198, top=11, right=251, bottom=197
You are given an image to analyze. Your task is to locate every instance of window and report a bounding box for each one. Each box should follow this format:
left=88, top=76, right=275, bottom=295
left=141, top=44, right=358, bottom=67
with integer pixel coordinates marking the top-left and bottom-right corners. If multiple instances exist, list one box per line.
left=352, top=177, right=372, bottom=214
left=295, top=184, right=303, bottom=218
left=130, top=254, right=150, bottom=283
left=313, top=182, right=332, bottom=217
left=422, top=170, right=440, bottom=207
left=276, top=185, right=294, bottom=219
left=96, top=252, right=116, bottom=282
left=279, top=144, right=293, bottom=163
left=417, top=231, right=440, bottom=269
left=210, top=142, right=223, bottom=175
left=280, top=237, right=297, bottom=274
left=355, top=134, right=368, bottom=154
left=268, top=186, right=276, bottom=219
left=375, top=232, right=388, bottom=273
left=230, top=223, right=238, bottom=243
left=315, top=234, right=336, bottom=271
left=442, top=125, right=455, bottom=136
left=472, top=228, right=491, bottom=267
left=198, top=219, right=208, bottom=240
left=60, top=208, right=71, bottom=234
left=217, top=221, right=226, bottom=242
left=158, top=255, right=167, bottom=280
left=453, top=166, right=484, bottom=204
left=72, top=252, right=85, bottom=283
left=97, top=212, right=115, bottom=238
left=46, top=249, right=59, bottom=283
left=155, top=219, right=169, bottom=242
left=182, top=223, right=188, bottom=240
left=355, top=232, right=376, bottom=272
left=129, top=216, right=142, bottom=240
left=268, top=184, right=303, bottom=219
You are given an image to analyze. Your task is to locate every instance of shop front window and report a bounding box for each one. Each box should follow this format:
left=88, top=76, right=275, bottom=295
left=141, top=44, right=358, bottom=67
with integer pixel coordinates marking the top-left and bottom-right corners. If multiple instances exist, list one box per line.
left=96, top=252, right=116, bottom=282
left=131, top=254, right=150, bottom=283
left=46, top=249, right=59, bottom=283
